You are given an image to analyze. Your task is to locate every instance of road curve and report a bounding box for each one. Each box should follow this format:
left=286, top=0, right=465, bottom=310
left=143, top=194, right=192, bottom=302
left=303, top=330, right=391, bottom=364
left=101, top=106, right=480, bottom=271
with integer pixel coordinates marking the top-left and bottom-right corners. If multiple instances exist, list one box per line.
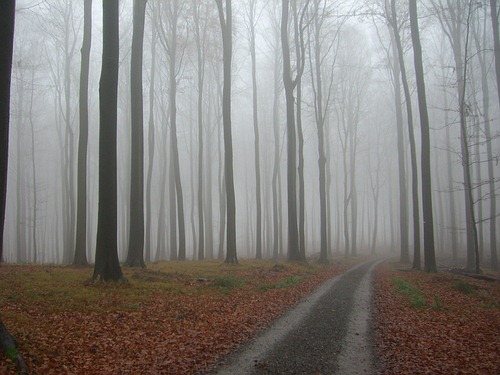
left=214, top=258, right=383, bottom=375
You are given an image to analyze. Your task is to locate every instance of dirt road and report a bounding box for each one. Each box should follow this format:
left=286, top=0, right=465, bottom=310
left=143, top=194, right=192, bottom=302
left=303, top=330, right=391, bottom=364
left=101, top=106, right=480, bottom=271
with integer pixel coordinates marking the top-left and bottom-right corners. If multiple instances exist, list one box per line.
left=214, top=258, right=382, bottom=374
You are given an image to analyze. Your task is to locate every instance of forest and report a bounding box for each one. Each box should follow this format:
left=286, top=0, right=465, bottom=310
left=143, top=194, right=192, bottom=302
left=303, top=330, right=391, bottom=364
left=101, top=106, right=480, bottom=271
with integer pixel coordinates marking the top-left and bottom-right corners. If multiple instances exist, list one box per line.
left=2, top=0, right=498, bottom=275
left=0, top=0, right=499, bottom=372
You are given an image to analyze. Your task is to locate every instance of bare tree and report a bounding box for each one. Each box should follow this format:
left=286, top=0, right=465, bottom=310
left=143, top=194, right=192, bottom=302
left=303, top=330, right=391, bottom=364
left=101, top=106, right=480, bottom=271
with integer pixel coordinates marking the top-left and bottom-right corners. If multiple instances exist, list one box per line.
left=158, top=0, right=187, bottom=261
left=74, top=0, right=92, bottom=266
left=0, top=2, right=29, bottom=370
left=409, top=0, right=437, bottom=272
left=244, top=0, right=263, bottom=259
left=308, top=0, right=342, bottom=263
left=281, top=0, right=309, bottom=261
left=93, top=0, right=124, bottom=281
left=216, top=0, right=238, bottom=263
left=389, top=0, right=421, bottom=269
left=431, top=0, right=480, bottom=272
left=125, top=0, right=147, bottom=268
left=144, top=6, right=157, bottom=263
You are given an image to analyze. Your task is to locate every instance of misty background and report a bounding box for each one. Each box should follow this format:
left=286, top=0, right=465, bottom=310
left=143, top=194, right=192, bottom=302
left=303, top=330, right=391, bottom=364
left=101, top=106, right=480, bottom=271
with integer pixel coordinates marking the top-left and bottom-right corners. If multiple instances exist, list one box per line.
left=4, top=0, right=499, bottom=270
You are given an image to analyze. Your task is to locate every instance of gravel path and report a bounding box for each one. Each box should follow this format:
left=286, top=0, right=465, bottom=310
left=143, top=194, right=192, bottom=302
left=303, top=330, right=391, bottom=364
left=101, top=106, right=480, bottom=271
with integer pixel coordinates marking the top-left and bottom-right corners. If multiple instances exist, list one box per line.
left=214, top=258, right=383, bottom=375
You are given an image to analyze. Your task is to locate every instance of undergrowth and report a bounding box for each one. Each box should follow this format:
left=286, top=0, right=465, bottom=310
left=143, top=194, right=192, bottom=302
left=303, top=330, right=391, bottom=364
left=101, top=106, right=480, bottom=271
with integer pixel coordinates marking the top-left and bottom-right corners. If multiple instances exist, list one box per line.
left=392, top=276, right=426, bottom=308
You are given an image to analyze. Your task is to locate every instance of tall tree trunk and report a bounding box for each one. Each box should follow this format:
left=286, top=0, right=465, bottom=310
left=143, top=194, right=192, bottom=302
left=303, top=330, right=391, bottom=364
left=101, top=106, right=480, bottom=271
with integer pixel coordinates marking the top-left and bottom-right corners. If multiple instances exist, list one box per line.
left=248, top=0, right=262, bottom=260
left=272, top=24, right=281, bottom=260
left=29, top=68, right=38, bottom=263
left=126, top=0, right=146, bottom=268
left=390, top=0, right=421, bottom=269
left=442, top=69, right=459, bottom=260
left=409, top=0, right=437, bottom=272
left=0, top=0, right=15, bottom=262
left=62, top=2, right=76, bottom=264
left=74, top=0, right=92, bottom=266
left=93, top=0, right=124, bottom=281
left=390, top=35, right=410, bottom=263
left=477, top=6, right=498, bottom=270
left=193, top=0, right=205, bottom=260
left=15, top=66, right=27, bottom=263
left=216, top=0, right=238, bottom=264
left=281, top=0, right=302, bottom=261
left=144, top=12, right=157, bottom=264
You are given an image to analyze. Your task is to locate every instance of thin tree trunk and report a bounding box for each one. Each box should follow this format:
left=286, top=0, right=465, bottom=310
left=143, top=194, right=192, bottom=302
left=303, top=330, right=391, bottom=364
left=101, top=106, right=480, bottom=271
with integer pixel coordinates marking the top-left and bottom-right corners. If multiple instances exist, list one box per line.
left=390, top=0, right=421, bottom=269
left=74, top=0, right=92, bottom=266
left=391, top=35, right=410, bottom=263
left=476, top=8, right=498, bottom=269
left=409, top=0, right=437, bottom=272
left=216, top=0, right=238, bottom=264
left=249, top=0, right=262, bottom=260
left=282, top=0, right=300, bottom=261
left=144, top=12, right=157, bottom=264
left=193, top=0, right=205, bottom=261
left=126, top=0, right=146, bottom=268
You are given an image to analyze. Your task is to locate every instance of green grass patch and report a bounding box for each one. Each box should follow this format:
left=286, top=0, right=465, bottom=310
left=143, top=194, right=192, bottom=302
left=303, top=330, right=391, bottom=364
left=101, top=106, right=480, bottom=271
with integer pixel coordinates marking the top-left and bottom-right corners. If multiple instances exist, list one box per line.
left=212, top=275, right=245, bottom=290
left=452, top=280, right=476, bottom=295
left=259, top=275, right=305, bottom=291
left=430, top=294, right=444, bottom=310
left=392, top=277, right=426, bottom=308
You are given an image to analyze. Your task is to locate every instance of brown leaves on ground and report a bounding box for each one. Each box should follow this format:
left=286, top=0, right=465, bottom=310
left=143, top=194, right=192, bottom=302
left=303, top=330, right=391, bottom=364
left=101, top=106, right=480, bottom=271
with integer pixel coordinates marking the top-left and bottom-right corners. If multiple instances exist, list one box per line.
left=374, top=262, right=500, bottom=375
left=0, top=259, right=355, bottom=374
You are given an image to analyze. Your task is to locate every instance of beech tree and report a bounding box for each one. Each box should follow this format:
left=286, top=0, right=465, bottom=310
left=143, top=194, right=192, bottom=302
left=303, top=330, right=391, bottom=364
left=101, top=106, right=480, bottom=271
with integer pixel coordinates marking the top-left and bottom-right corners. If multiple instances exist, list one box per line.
left=216, top=0, right=238, bottom=264
left=281, top=0, right=309, bottom=261
left=244, top=0, right=263, bottom=259
left=388, top=0, right=421, bottom=269
left=0, top=1, right=29, bottom=372
left=74, top=0, right=92, bottom=266
left=93, top=0, right=124, bottom=281
left=431, top=0, right=479, bottom=272
left=409, top=0, right=437, bottom=272
left=125, top=0, right=147, bottom=268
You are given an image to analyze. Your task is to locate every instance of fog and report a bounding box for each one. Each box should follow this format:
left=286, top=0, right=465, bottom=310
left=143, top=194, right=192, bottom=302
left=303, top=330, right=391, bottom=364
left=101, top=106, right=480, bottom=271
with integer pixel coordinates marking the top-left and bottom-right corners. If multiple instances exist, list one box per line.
left=4, top=0, right=499, bottom=272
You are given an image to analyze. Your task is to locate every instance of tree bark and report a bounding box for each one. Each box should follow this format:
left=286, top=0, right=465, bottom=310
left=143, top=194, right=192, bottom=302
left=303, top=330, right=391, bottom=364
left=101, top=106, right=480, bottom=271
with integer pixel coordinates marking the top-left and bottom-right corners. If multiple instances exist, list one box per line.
left=409, top=0, right=437, bottom=272
left=144, top=10, right=157, bottom=263
left=74, top=0, right=92, bottom=266
left=126, top=0, right=147, bottom=268
left=216, top=0, right=238, bottom=264
left=390, top=0, right=421, bottom=269
left=248, top=0, right=262, bottom=260
left=390, top=35, right=409, bottom=263
left=93, top=0, right=124, bottom=282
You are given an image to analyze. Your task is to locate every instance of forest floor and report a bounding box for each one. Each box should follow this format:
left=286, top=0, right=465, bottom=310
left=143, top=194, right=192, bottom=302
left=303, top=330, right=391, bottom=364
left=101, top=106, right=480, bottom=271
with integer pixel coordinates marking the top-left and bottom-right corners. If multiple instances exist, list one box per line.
left=0, top=256, right=498, bottom=374
left=374, top=261, right=500, bottom=374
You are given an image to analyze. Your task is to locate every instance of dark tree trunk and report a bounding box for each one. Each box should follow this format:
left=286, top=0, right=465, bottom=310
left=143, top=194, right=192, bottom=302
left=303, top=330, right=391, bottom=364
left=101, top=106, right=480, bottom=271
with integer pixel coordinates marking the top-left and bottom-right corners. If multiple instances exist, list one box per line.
left=390, top=0, right=421, bottom=269
left=0, top=317, right=28, bottom=374
left=193, top=0, right=205, bottom=260
left=0, top=0, right=15, bottom=260
left=216, top=0, right=238, bottom=264
left=0, top=4, right=29, bottom=370
left=486, top=0, right=498, bottom=270
left=74, top=0, right=92, bottom=266
left=126, top=0, right=146, bottom=268
left=409, top=0, right=437, bottom=273
left=145, top=12, right=157, bottom=264
left=93, top=0, right=124, bottom=282
left=0, top=0, right=17, bottom=257
left=390, top=34, right=409, bottom=263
